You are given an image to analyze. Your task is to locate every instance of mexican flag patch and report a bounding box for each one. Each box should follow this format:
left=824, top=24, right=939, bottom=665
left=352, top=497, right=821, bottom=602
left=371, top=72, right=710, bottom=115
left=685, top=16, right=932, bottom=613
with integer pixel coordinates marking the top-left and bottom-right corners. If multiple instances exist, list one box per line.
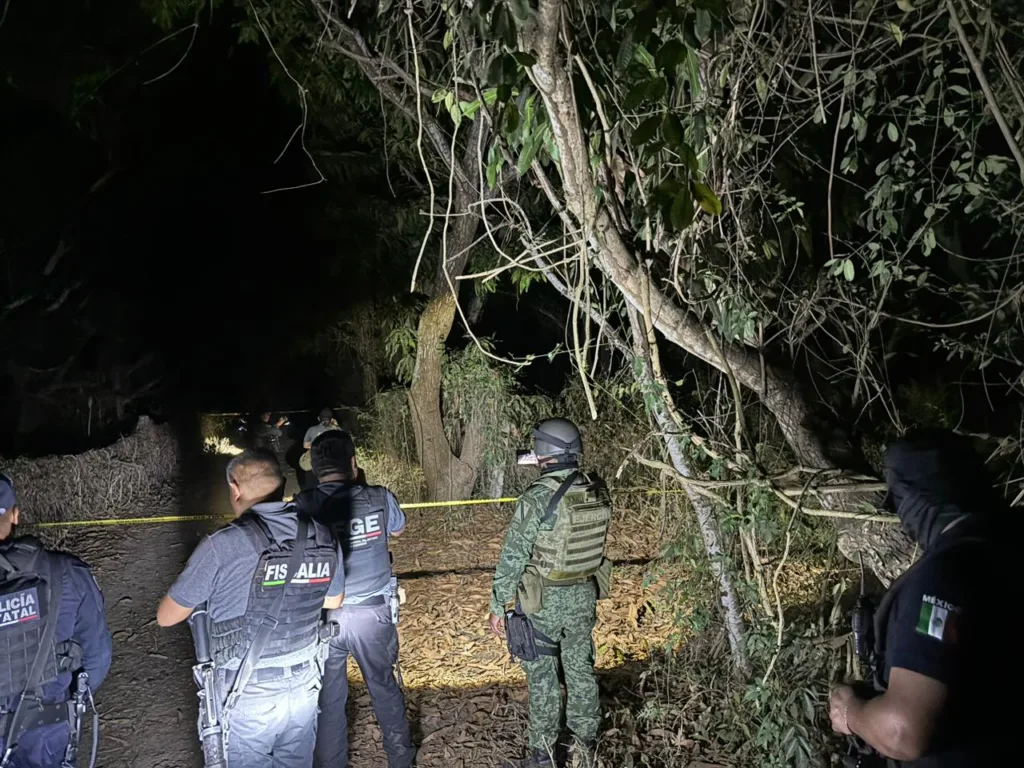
left=915, top=595, right=960, bottom=642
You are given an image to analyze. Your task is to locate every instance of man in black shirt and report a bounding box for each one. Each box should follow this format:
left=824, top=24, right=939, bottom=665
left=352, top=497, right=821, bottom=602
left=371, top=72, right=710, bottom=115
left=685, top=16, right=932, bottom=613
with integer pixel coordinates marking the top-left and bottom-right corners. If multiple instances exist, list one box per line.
left=829, top=430, right=1004, bottom=766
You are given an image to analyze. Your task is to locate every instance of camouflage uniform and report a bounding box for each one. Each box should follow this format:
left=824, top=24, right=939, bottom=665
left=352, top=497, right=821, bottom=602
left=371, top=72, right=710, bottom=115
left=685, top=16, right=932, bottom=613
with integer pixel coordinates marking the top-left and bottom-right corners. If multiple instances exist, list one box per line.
left=490, top=469, right=601, bottom=753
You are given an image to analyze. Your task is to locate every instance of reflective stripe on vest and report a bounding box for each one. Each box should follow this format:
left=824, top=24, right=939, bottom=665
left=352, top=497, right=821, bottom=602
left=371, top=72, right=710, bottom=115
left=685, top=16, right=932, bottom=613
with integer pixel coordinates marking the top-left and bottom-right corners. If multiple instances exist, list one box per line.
left=210, top=512, right=337, bottom=668
left=529, top=472, right=612, bottom=584
left=297, top=484, right=392, bottom=599
left=0, top=537, right=61, bottom=699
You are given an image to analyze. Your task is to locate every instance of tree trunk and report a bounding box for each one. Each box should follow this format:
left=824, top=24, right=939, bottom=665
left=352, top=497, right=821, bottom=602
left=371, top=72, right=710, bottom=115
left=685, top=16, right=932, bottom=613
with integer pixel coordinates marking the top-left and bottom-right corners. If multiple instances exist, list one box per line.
left=408, top=293, right=476, bottom=501
left=523, top=0, right=915, bottom=580
left=406, top=181, right=487, bottom=502
left=627, top=309, right=751, bottom=677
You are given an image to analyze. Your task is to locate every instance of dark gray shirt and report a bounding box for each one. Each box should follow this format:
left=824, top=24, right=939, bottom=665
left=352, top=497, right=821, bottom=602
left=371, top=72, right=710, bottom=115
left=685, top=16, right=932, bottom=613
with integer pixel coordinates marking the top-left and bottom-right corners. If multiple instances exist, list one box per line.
left=168, top=501, right=345, bottom=624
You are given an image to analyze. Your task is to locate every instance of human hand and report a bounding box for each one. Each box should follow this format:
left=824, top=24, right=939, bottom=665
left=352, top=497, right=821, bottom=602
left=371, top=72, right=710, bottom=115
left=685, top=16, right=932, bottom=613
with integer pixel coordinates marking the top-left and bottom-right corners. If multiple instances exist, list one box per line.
left=829, top=685, right=857, bottom=735
left=489, top=612, right=505, bottom=638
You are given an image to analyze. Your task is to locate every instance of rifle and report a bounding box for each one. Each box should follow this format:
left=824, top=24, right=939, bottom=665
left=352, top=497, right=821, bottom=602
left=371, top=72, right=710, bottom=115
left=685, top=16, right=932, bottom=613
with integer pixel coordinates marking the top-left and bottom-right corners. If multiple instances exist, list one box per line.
left=62, top=671, right=98, bottom=768
left=851, top=554, right=875, bottom=674
left=189, top=605, right=227, bottom=768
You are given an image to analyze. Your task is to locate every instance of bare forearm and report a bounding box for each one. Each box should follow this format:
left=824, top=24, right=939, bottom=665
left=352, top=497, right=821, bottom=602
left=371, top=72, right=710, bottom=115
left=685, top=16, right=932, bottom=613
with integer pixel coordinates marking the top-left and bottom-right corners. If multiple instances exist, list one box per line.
left=847, top=696, right=926, bottom=762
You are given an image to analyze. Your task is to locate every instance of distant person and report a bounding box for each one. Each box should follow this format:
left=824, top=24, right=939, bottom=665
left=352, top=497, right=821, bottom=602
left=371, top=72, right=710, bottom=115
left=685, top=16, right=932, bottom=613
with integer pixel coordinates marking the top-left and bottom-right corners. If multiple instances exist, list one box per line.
left=294, top=431, right=415, bottom=768
left=299, top=408, right=342, bottom=490
left=157, top=449, right=345, bottom=767
left=252, top=412, right=288, bottom=454
left=0, top=473, right=112, bottom=768
left=830, top=430, right=1004, bottom=766
left=489, top=419, right=613, bottom=768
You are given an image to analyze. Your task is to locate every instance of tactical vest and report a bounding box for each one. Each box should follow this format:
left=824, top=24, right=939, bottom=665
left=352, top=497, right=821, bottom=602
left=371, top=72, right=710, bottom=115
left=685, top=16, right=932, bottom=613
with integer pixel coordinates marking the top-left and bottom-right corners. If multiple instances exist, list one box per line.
left=298, top=484, right=392, bottom=599
left=209, top=512, right=337, bottom=668
left=0, top=538, right=73, bottom=699
left=530, top=472, right=612, bottom=585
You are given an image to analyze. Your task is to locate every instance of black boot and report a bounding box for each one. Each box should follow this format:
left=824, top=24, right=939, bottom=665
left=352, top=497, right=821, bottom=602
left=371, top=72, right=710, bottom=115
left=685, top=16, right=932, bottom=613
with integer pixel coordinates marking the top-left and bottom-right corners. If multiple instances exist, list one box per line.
left=504, top=748, right=556, bottom=768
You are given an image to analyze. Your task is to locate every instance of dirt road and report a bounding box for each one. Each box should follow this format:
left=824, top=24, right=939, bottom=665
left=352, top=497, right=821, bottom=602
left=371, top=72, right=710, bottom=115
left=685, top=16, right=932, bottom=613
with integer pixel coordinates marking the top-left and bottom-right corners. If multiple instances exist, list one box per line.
left=52, top=458, right=672, bottom=768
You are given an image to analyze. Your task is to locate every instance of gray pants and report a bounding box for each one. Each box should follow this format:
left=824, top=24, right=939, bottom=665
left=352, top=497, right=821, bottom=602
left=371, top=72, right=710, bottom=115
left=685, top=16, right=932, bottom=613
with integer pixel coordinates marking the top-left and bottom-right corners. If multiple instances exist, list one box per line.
left=222, top=664, right=321, bottom=767
left=314, top=602, right=414, bottom=768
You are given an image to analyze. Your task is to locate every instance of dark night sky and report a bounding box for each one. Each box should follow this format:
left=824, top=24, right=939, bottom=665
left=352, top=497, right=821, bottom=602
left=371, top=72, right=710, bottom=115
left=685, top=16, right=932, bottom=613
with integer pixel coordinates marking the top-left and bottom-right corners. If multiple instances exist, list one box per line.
left=0, top=1, right=571, bottom=450
left=1, top=4, right=356, bottom=417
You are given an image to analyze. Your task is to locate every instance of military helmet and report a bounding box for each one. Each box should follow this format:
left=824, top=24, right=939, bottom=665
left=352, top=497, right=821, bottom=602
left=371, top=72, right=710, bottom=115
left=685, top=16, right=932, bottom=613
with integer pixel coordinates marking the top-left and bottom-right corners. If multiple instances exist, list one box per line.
left=533, top=418, right=583, bottom=460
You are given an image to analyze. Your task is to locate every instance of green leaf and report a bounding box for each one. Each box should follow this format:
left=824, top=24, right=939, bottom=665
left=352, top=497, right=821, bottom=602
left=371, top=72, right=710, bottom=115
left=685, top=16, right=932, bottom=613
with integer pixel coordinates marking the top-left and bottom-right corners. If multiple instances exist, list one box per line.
left=949, top=84, right=971, bottom=97
left=503, top=103, right=520, bottom=133
left=646, top=77, right=668, bottom=102
left=923, top=228, right=937, bottom=253
left=487, top=53, right=518, bottom=86
left=888, top=22, right=904, bottom=46
left=431, top=89, right=448, bottom=104
left=517, top=133, right=541, bottom=175
left=443, top=29, right=454, bottom=50
left=662, top=114, right=684, bottom=146
left=843, top=259, right=855, bottom=281
left=691, top=180, right=722, bottom=215
left=694, top=9, right=712, bottom=43
left=886, top=122, right=899, bottom=142
left=755, top=75, right=767, bottom=102
left=615, top=31, right=636, bottom=72
left=507, top=0, right=530, bottom=23
left=655, top=40, right=686, bottom=72
left=679, top=142, right=699, bottom=174
left=634, top=7, right=657, bottom=43
left=669, top=187, right=694, bottom=231
left=631, top=115, right=661, bottom=147
left=492, top=5, right=517, bottom=48
left=511, top=51, right=536, bottom=67
left=624, top=81, right=649, bottom=111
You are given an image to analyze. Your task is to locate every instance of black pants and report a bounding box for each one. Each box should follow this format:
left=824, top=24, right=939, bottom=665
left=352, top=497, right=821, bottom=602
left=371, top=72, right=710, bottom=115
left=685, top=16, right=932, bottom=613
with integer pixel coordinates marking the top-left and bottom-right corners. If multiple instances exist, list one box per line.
left=314, top=602, right=415, bottom=768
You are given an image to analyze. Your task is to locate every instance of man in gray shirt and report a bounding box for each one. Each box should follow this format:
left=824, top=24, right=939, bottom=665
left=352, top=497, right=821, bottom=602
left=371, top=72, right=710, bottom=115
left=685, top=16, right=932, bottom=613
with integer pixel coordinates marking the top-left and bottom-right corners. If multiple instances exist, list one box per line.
left=157, top=449, right=345, bottom=767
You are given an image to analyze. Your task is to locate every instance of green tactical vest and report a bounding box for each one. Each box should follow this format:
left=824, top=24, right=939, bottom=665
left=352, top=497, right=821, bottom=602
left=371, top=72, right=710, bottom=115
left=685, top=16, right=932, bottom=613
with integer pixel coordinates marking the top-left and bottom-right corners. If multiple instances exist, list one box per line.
left=529, top=471, right=612, bottom=585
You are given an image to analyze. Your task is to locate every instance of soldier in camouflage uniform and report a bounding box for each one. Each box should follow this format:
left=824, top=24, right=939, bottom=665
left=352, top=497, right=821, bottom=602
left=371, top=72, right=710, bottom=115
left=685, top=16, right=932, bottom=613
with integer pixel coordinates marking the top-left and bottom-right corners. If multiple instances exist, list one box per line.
left=489, top=419, right=613, bottom=768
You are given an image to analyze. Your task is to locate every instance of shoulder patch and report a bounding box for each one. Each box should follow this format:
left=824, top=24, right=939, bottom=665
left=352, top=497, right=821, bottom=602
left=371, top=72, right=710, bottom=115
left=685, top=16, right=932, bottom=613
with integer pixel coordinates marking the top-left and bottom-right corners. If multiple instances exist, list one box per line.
left=915, top=594, right=961, bottom=642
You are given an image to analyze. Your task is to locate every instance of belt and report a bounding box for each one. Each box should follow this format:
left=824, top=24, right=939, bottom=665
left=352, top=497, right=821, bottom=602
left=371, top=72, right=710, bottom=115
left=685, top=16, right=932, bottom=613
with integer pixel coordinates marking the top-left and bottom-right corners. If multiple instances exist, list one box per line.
left=219, top=660, right=313, bottom=686
left=547, top=576, right=596, bottom=587
left=0, top=701, right=71, bottom=733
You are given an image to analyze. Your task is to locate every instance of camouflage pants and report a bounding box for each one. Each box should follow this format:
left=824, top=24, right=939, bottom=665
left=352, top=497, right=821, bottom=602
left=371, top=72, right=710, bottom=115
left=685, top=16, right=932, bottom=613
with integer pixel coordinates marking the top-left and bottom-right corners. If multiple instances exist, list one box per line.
left=521, top=581, right=599, bottom=752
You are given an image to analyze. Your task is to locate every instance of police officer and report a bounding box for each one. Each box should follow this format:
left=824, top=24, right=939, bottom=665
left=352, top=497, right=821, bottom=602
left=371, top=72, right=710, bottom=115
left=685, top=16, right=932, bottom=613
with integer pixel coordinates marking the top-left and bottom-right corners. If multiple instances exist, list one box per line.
left=299, top=409, right=341, bottom=491
left=293, top=430, right=415, bottom=768
left=157, top=449, right=344, bottom=767
left=489, top=419, right=613, bottom=768
left=829, top=430, right=1004, bottom=766
left=252, top=412, right=288, bottom=454
left=0, top=473, right=112, bottom=768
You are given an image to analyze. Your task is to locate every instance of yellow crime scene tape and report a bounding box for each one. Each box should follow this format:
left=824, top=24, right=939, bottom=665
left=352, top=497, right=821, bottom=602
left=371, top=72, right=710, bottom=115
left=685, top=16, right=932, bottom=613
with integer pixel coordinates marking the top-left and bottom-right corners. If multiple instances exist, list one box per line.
left=25, top=486, right=896, bottom=529
left=27, top=496, right=523, bottom=529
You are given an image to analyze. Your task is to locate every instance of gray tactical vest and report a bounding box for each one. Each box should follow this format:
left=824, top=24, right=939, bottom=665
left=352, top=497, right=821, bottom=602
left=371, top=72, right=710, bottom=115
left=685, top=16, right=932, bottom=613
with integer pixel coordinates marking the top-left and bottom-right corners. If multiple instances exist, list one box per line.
left=296, top=483, right=392, bottom=599
left=0, top=538, right=76, bottom=699
left=209, top=511, right=337, bottom=668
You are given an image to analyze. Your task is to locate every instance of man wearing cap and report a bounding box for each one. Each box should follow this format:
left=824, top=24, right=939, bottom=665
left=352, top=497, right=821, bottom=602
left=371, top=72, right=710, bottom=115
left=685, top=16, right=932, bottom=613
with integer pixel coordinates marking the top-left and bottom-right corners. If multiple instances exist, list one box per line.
left=157, top=449, right=345, bottom=767
left=298, top=408, right=341, bottom=490
left=293, top=431, right=415, bottom=768
left=0, top=474, right=112, bottom=767
left=829, top=429, right=1004, bottom=766
left=489, top=418, right=613, bottom=768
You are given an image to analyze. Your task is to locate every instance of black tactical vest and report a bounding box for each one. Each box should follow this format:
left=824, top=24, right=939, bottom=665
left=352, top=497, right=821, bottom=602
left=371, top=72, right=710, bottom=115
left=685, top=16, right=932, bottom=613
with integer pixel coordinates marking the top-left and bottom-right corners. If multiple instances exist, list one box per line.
left=297, top=484, right=392, bottom=599
left=210, top=511, right=337, bottom=667
left=0, top=538, right=61, bottom=699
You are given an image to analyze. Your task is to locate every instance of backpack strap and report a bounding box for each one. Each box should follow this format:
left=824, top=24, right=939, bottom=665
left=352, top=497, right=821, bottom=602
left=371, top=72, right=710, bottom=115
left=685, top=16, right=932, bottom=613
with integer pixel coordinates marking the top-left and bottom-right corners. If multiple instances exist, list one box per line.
left=539, top=472, right=580, bottom=526
left=1, top=552, right=64, bottom=757
left=224, top=514, right=310, bottom=713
